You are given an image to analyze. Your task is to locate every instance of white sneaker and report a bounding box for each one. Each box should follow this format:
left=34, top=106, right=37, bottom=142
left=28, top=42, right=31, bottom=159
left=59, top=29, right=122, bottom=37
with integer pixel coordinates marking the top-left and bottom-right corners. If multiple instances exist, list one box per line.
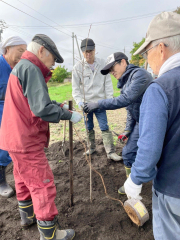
left=107, top=153, right=122, bottom=161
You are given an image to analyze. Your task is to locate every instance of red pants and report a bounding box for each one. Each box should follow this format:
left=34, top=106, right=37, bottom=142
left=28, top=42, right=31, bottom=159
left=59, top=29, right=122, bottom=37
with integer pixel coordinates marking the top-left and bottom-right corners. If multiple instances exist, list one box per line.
left=10, top=150, right=58, bottom=221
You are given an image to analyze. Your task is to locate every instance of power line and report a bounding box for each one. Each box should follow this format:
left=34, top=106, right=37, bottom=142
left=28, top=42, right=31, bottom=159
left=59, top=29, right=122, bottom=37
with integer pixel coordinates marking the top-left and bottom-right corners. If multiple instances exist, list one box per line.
left=3, top=1, right=121, bottom=51
left=0, top=2, right=130, bottom=64
left=0, top=0, right=72, bottom=37
left=9, top=1, right=122, bottom=50
left=14, top=0, right=121, bottom=52
left=8, top=24, right=126, bottom=51
left=8, top=24, right=33, bottom=38
left=61, top=8, right=175, bottom=27
left=9, top=25, right=70, bottom=43
left=8, top=27, right=32, bottom=38
left=14, top=0, right=73, bottom=35
left=8, top=24, right=122, bottom=51
left=9, top=24, right=130, bottom=51
left=7, top=27, right=81, bottom=58
left=7, top=8, right=175, bottom=28
left=1, top=0, right=151, bottom=53
left=8, top=26, right=79, bottom=56
left=4, top=4, right=174, bottom=51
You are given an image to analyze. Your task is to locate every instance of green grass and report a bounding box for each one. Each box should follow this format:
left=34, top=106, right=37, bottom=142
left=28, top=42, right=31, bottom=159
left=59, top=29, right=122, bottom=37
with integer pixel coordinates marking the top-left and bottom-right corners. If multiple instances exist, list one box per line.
left=48, top=76, right=120, bottom=102
left=111, top=75, right=120, bottom=97
left=48, top=82, right=72, bottom=102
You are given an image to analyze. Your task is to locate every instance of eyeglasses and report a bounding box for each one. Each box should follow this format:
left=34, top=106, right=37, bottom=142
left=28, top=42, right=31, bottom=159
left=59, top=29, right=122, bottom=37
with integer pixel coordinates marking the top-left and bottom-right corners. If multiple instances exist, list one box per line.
left=141, top=43, right=169, bottom=59
left=109, top=61, right=121, bottom=74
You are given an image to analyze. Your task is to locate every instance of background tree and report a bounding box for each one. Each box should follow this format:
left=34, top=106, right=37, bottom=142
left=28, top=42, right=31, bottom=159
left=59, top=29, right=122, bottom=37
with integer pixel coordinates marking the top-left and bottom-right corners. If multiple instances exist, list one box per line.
left=130, top=38, right=145, bottom=67
left=129, top=7, right=180, bottom=67
left=51, top=66, right=70, bottom=83
left=174, top=6, right=180, bottom=14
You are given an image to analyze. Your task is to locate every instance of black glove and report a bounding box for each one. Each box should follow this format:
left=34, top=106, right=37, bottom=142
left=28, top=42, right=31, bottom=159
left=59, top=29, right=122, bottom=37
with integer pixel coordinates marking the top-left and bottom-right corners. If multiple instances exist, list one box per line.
left=83, top=102, right=99, bottom=113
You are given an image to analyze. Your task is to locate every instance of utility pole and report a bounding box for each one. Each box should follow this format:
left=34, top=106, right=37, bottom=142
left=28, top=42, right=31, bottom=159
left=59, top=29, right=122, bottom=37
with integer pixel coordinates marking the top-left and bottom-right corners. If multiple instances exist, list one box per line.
left=72, top=32, right=75, bottom=66
left=75, top=35, right=82, bottom=60
left=124, top=46, right=125, bottom=54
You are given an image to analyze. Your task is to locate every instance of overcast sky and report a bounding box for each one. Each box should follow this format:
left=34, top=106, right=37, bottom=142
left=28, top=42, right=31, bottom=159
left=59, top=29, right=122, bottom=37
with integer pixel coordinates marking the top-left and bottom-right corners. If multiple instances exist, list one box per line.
left=0, top=0, right=178, bottom=70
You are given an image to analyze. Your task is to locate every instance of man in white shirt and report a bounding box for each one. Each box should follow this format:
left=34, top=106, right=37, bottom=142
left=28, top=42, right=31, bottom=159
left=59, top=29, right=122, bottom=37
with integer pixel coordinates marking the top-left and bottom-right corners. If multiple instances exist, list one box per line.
left=72, top=38, right=121, bottom=161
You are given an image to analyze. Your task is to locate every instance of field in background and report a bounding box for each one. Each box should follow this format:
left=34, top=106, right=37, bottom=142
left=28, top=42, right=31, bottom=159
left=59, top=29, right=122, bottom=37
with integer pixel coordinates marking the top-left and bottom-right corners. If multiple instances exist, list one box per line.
left=48, top=76, right=126, bottom=145
left=48, top=75, right=120, bottom=103
left=48, top=82, right=72, bottom=103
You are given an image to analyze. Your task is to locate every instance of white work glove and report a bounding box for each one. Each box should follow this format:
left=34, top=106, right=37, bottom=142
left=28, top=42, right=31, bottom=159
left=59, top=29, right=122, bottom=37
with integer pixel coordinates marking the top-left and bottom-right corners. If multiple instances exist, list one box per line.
left=60, top=103, right=69, bottom=110
left=78, top=102, right=84, bottom=110
left=70, top=111, right=83, bottom=124
left=124, top=174, right=142, bottom=200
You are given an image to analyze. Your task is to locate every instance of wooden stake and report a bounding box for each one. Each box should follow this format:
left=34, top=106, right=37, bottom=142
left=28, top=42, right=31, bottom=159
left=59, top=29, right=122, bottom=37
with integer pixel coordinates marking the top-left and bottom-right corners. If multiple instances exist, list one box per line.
left=69, top=100, right=74, bottom=207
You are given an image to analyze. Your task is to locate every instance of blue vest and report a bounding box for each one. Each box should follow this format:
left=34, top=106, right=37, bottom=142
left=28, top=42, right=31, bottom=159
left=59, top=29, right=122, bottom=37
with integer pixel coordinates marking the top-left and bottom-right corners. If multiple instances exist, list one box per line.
left=154, top=66, right=180, bottom=199
left=0, top=55, right=12, bottom=101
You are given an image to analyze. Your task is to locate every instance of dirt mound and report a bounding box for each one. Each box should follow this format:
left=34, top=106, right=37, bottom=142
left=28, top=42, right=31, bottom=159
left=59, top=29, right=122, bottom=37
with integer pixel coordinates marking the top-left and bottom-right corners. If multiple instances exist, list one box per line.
left=0, top=140, right=154, bottom=240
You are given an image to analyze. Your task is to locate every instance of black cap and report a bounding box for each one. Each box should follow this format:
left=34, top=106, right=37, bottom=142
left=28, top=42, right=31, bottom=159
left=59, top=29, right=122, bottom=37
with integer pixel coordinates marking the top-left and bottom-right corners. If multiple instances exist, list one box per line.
left=81, top=38, right=95, bottom=52
left=32, top=34, right=64, bottom=63
left=101, top=52, right=128, bottom=75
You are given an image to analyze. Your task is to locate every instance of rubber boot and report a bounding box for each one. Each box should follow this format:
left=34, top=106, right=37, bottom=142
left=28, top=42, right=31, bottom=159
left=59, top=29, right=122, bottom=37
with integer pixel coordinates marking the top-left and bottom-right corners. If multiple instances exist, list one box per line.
left=118, top=166, right=131, bottom=194
left=101, top=130, right=122, bottom=161
left=37, top=217, right=75, bottom=240
left=83, top=130, right=96, bottom=156
left=0, top=165, right=14, bottom=198
left=18, top=199, right=36, bottom=227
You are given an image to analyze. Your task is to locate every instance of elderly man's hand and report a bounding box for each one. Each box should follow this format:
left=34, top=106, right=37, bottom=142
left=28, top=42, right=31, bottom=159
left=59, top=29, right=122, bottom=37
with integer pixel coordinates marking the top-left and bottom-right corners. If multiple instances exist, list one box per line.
left=70, top=111, right=83, bottom=124
left=124, top=174, right=142, bottom=200
left=60, top=103, right=76, bottom=111
left=83, top=102, right=99, bottom=113
left=60, top=103, right=69, bottom=110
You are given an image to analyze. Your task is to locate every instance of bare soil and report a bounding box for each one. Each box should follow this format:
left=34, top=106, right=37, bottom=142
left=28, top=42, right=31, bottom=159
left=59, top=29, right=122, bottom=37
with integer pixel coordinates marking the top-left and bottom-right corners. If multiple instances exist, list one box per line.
left=49, top=108, right=127, bottom=144
left=0, top=139, right=154, bottom=240
left=0, top=108, right=154, bottom=239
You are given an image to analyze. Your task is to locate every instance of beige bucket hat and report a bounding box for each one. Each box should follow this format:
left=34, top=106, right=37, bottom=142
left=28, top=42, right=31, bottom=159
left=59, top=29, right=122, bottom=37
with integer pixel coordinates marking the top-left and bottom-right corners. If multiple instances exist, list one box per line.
left=134, top=11, right=180, bottom=55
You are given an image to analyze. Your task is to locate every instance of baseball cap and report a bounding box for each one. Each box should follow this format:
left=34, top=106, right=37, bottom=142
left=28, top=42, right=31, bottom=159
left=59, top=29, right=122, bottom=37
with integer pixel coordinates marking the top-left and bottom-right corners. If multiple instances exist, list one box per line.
left=32, top=34, right=64, bottom=63
left=134, top=11, right=180, bottom=55
left=101, top=52, right=128, bottom=75
left=81, top=38, right=95, bottom=52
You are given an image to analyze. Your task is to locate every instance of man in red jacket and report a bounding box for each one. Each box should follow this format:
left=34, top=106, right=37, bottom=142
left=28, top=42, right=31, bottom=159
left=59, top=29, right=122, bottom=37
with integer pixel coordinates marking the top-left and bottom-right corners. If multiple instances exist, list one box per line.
left=0, top=34, right=81, bottom=240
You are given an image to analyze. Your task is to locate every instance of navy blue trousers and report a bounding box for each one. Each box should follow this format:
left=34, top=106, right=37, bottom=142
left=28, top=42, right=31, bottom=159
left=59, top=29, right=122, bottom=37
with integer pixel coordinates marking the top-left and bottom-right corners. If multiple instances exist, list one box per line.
left=122, top=122, right=139, bottom=167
